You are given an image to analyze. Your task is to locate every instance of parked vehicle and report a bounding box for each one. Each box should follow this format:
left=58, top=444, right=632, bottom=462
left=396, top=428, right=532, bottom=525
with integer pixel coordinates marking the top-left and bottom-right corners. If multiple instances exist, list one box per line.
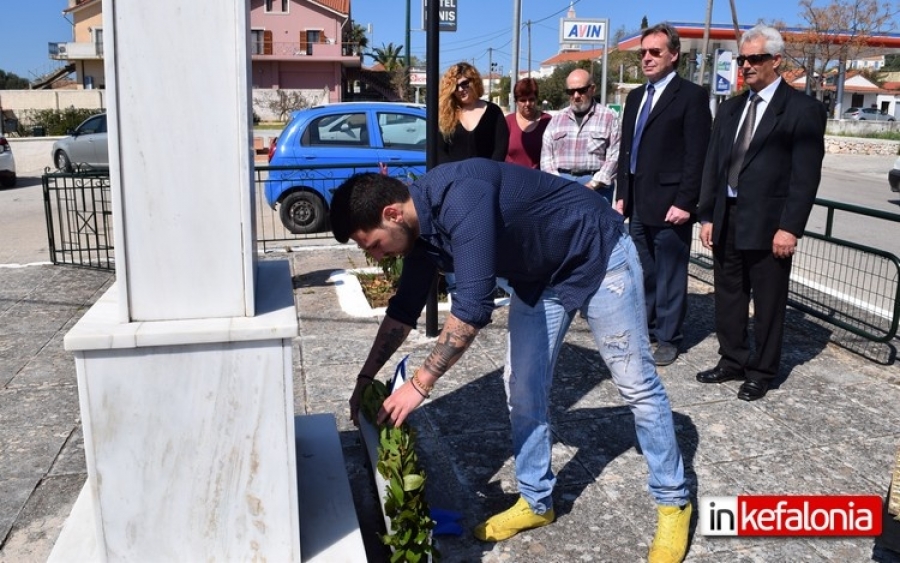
left=842, top=107, right=896, bottom=122
left=889, top=156, right=900, bottom=193
left=0, top=136, right=16, bottom=188
left=265, top=102, right=426, bottom=234
left=52, top=113, right=109, bottom=171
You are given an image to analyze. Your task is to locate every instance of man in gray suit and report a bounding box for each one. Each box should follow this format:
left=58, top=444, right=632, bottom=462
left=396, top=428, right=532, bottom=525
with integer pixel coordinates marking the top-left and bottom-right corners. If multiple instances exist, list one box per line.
left=696, top=24, right=826, bottom=401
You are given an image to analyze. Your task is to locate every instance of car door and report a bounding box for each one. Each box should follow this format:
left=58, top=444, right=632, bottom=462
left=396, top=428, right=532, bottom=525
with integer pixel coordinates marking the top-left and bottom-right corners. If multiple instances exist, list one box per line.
left=283, top=110, right=381, bottom=205
left=69, top=114, right=108, bottom=167
left=373, top=110, right=427, bottom=182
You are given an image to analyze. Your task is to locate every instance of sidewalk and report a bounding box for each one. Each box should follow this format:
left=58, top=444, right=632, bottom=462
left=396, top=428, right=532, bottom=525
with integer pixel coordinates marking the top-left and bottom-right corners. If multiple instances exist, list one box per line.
left=2, top=244, right=899, bottom=562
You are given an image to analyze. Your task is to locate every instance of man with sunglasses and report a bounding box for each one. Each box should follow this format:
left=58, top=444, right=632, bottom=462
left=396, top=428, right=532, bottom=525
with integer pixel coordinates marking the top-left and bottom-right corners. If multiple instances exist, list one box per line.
left=697, top=24, right=826, bottom=401
left=540, top=68, right=620, bottom=202
left=615, top=22, right=711, bottom=370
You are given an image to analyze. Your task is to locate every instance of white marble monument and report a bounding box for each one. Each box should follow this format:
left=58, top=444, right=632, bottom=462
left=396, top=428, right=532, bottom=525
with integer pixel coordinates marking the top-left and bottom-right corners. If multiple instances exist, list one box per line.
left=47, top=1, right=319, bottom=560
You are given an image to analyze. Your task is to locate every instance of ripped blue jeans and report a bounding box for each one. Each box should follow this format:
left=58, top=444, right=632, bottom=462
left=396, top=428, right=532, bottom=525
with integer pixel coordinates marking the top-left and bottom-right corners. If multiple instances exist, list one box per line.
left=504, top=230, right=688, bottom=513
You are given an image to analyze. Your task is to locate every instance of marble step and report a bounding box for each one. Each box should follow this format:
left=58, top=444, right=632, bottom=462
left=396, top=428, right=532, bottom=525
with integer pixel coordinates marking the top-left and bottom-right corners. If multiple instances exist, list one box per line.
left=295, top=413, right=367, bottom=563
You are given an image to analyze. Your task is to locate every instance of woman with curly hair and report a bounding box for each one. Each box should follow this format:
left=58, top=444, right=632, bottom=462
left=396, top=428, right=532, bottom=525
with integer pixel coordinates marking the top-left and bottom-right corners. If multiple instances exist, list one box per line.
left=437, top=62, right=509, bottom=164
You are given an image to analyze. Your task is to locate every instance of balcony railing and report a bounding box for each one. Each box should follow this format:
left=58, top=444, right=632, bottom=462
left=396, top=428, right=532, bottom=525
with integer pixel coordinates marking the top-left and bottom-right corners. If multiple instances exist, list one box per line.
left=49, top=41, right=104, bottom=60
left=251, top=41, right=363, bottom=59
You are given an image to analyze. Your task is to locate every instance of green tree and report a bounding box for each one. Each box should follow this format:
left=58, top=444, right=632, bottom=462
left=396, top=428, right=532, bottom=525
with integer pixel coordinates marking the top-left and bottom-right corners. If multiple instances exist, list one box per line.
left=883, top=54, right=900, bottom=71
left=0, top=69, right=30, bottom=90
left=368, top=42, right=405, bottom=71
left=342, top=20, right=369, bottom=55
left=640, top=16, right=649, bottom=29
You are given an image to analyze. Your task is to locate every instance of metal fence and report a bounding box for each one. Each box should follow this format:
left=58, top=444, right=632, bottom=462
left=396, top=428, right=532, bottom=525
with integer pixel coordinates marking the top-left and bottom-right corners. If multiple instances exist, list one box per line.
left=42, top=169, right=115, bottom=270
left=43, top=166, right=900, bottom=345
left=252, top=161, right=425, bottom=252
left=689, top=199, right=900, bottom=343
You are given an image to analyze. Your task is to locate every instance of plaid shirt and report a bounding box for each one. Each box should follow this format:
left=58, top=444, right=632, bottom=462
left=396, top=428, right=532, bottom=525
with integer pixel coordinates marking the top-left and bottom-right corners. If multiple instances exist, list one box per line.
left=540, top=102, right=621, bottom=186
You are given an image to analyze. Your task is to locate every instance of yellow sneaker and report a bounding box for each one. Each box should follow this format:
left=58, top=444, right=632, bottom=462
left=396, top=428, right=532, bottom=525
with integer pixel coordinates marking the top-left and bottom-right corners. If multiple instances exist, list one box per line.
left=473, top=497, right=555, bottom=542
left=648, top=502, right=692, bottom=563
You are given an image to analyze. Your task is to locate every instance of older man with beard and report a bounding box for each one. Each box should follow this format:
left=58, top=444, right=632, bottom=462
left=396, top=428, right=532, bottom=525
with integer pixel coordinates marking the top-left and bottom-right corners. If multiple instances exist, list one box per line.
left=540, top=68, right=620, bottom=203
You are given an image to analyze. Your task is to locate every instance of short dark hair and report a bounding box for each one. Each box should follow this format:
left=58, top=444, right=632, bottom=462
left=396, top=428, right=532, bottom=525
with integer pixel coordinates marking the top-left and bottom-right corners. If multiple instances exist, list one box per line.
left=330, top=172, right=411, bottom=243
left=514, top=78, right=539, bottom=101
left=641, top=22, right=681, bottom=55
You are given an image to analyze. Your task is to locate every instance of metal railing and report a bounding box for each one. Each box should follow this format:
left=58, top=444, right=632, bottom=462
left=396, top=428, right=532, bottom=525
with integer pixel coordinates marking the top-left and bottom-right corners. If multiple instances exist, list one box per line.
left=42, top=168, right=114, bottom=270
left=43, top=165, right=900, bottom=345
left=689, top=199, right=900, bottom=343
left=252, top=161, right=425, bottom=252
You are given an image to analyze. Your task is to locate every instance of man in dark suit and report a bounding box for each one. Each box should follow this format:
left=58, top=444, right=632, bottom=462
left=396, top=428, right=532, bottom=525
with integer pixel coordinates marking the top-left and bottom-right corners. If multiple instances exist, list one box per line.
left=616, top=22, right=711, bottom=366
left=696, top=24, right=826, bottom=401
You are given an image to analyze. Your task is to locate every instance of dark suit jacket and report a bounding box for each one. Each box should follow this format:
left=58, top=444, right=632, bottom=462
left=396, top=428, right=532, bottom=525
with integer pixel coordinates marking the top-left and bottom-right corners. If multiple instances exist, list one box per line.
left=697, top=79, right=827, bottom=249
left=616, top=74, right=711, bottom=227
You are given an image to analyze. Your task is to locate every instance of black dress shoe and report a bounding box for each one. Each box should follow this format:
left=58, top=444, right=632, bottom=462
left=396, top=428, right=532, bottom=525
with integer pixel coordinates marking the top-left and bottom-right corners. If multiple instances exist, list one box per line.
left=696, top=366, right=744, bottom=384
left=737, top=380, right=769, bottom=401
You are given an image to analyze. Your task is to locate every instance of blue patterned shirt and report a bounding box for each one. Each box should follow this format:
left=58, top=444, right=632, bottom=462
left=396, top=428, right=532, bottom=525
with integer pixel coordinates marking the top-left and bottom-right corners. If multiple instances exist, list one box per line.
left=386, top=159, right=625, bottom=329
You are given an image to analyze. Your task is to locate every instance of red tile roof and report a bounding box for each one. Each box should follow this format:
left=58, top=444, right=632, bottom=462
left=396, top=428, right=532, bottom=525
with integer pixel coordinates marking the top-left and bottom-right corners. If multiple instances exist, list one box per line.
left=309, top=0, right=349, bottom=15
left=540, top=48, right=605, bottom=66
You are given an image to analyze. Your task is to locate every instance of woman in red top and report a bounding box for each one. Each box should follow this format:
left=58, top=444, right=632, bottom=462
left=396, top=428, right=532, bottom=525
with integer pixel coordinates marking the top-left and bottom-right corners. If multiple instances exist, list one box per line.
left=505, top=78, right=551, bottom=169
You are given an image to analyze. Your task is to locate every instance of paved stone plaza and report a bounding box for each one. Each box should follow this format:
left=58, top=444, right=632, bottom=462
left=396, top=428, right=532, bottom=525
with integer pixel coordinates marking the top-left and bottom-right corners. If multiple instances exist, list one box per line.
left=3, top=244, right=899, bottom=562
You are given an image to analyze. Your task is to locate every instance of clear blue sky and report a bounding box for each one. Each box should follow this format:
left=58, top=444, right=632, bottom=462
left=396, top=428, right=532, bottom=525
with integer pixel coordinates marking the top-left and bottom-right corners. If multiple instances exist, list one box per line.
left=2, top=0, right=811, bottom=80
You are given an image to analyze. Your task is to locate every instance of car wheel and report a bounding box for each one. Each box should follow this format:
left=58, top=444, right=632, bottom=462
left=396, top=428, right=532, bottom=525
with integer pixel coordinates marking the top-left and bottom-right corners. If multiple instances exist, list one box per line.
left=0, top=174, right=15, bottom=188
left=55, top=150, right=73, bottom=172
left=279, top=191, right=327, bottom=234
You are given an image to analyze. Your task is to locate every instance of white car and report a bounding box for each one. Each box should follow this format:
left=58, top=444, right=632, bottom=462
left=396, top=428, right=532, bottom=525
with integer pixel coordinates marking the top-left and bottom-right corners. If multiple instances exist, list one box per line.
left=0, top=136, right=16, bottom=188
left=51, top=113, right=109, bottom=172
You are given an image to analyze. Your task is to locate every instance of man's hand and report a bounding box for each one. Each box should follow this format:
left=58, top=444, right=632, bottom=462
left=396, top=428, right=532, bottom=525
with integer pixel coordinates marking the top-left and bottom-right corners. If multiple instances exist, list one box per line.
left=377, top=381, right=425, bottom=427
left=664, top=205, right=690, bottom=226
left=700, top=223, right=713, bottom=249
left=613, top=199, right=625, bottom=215
left=349, top=378, right=369, bottom=426
left=772, top=229, right=797, bottom=259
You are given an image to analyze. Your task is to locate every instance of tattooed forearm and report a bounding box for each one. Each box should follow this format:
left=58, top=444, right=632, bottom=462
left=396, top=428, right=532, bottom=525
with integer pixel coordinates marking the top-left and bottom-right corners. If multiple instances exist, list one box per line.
left=375, top=325, right=408, bottom=366
left=422, top=315, right=478, bottom=378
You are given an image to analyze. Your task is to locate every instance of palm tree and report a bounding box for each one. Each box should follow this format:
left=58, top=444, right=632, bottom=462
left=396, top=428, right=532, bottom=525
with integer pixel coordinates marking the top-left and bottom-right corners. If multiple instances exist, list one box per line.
left=342, top=20, right=368, bottom=55
left=368, top=43, right=405, bottom=71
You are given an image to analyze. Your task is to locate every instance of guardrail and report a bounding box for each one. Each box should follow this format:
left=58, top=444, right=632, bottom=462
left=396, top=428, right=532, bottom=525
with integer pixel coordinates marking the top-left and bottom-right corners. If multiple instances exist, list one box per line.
left=689, top=199, right=900, bottom=343
left=43, top=166, right=900, bottom=345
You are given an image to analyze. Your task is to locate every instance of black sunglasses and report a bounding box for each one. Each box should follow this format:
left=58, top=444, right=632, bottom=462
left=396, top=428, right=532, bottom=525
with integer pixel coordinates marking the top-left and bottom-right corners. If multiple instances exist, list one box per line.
left=639, top=48, right=664, bottom=57
left=456, top=79, right=471, bottom=91
left=736, top=53, right=774, bottom=66
left=565, top=85, right=593, bottom=96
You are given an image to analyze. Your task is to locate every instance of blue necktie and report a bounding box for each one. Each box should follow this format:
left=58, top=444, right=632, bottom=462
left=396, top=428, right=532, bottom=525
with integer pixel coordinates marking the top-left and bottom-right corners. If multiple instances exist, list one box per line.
left=630, top=83, right=655, bottom=174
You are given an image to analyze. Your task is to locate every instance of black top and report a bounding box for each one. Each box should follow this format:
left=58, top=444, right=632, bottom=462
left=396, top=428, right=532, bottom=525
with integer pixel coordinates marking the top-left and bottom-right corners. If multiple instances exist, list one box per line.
left=437, top=102, right=509, bottom=165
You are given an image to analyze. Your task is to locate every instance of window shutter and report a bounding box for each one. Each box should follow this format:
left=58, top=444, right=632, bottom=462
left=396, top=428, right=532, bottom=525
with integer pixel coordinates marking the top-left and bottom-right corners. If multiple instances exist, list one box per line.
left=299, top=31, right=308, bottom=53
left=263, top=30, right=273, bottom=55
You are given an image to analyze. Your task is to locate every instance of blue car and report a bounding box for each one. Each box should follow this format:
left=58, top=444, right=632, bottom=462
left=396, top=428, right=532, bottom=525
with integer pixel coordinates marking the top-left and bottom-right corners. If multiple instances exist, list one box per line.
left=265, top=102, right=427, bottom=234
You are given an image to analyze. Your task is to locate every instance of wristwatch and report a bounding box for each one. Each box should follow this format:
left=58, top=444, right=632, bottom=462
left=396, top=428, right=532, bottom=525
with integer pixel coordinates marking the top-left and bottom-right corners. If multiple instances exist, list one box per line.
left=587, top=180, right=602, bottom=190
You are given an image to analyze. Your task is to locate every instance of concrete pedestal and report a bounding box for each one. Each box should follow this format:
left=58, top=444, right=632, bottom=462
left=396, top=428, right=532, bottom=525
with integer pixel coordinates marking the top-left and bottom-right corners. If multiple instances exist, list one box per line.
left=49, top=261, right=301, bottom=562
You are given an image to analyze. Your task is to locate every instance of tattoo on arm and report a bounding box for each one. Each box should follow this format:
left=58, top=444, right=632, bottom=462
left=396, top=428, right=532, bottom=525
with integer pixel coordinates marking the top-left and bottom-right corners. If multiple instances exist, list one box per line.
left=423, top=320, right=477, bottom=377
left=375, top=325, right=408, bottom=366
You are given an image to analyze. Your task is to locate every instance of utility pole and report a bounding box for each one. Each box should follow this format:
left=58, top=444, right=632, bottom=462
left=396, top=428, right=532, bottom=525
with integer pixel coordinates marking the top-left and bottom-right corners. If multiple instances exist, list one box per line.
left=488, top=47, right=493, bottom=100
left=699, top=0, right=713, bottom=89
left=509, top=0, right=521, bottom=112
left=526, top=20, right=532, bottom=76
left=405, top=0, right=411, bottom=74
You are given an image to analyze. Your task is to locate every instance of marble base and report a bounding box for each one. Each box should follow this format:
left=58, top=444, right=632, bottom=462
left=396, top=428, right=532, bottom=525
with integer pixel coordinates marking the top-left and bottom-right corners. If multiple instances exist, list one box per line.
left=51, top=261, right=302, bottom=562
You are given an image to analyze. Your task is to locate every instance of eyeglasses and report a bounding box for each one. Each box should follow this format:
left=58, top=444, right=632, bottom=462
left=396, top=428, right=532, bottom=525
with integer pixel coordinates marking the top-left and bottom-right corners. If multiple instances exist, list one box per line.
left=639, top=48, right=665, bottom=57
left=736, top=53, right=774, bottom=66
left=456, top=79, right=471, bottom=91
left=565, top=85, right=593, bottom=96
